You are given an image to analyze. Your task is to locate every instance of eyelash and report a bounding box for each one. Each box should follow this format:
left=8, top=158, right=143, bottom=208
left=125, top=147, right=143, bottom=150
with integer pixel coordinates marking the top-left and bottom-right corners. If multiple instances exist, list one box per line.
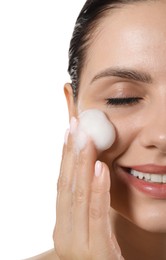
left=105, top=97, right=142, bottom=106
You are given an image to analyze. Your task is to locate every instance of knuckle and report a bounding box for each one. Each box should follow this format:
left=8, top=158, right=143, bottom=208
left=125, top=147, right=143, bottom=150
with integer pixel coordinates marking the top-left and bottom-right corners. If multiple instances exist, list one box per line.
left=57, top=175, right=68, bottom=192
left=91, top=184, right=106, bottom=194
left=74, top=187, right=87, bottom=204
left=78, top=152, right=87, bottom=166
left=91, top=177, right=110, bottom=194
left=89, top=206, right=102, bottom=220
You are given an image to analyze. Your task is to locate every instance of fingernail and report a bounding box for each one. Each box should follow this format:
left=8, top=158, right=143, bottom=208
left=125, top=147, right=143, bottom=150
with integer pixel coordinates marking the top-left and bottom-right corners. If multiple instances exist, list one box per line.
left=64, top=129, right=69, bottom=144
left=70, top=117, right=77, bottom=134
left=95, top=160, right=102, bottom=177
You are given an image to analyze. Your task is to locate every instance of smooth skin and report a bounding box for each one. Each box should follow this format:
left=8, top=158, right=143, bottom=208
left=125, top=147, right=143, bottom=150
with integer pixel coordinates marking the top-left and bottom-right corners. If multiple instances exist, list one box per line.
left=28, top=1, right=166, bottom=259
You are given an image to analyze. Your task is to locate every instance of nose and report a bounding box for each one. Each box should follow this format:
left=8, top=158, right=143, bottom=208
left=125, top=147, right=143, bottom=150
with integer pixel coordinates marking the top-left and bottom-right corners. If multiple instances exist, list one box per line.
left=139, top=110, right=166, bottom=154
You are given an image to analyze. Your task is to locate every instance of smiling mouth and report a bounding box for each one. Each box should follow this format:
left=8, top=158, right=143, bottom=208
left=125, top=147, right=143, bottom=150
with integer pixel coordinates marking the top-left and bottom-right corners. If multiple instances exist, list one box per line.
left=125, top=168, right=166, bottom=184
left=118, top=166, right=166, bottom=198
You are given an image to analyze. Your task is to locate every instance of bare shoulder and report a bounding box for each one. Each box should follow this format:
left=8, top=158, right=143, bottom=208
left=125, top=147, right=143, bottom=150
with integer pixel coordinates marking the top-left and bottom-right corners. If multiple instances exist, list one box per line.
left=25, top=249, right=59, bottom=260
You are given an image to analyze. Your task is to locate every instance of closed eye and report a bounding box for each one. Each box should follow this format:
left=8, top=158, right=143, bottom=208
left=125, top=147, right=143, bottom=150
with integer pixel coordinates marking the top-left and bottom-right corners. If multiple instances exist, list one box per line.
left=105, top=97, right=142, bottom=106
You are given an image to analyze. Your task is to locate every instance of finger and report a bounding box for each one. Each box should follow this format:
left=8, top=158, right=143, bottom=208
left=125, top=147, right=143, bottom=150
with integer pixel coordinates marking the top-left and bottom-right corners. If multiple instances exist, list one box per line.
left=55, top=118, right=78, bottom=237
left=89, top=161, right=122, bottom=259
left=111, top=234, right=124, bottom=260
left=72, top=133, right=97, bottom=248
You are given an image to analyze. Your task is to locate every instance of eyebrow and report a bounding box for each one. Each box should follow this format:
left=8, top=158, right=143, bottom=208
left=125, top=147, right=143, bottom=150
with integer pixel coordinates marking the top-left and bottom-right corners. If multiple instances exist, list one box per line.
left=91, top=67, right=153, bottom=84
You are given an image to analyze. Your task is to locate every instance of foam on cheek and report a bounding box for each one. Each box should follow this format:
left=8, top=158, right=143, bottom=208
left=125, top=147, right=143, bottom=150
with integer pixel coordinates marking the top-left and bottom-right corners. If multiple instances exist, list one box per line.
left=76, top=109, right=116, bottom=151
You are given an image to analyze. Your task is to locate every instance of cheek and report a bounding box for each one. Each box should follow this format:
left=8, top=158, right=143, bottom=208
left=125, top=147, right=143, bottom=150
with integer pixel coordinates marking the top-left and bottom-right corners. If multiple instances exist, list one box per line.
left=116, top=118, right=137, bottom=146
left=76, top=95, right=144, bottom=159
left=107, top=115, right=140, bottom=159
left=98, top=113, right=143, bottom=176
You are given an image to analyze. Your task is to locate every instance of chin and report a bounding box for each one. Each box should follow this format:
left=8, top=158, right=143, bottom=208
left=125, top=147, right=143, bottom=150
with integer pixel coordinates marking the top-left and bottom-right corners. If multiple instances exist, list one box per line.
left=111, top=189, right=166, bottom=234
left=131, top=209, right=166, bottom=234
left=117, top=201, right=166, bottom=234
left=133, top=192, right=166, bottom=233
left=127, top=217, right=166, bottom=234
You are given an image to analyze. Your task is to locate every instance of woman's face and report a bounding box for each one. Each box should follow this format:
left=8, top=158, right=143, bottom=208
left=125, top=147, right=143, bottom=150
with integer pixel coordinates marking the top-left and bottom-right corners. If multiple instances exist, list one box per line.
left=71, top=1, right=166, bottom=232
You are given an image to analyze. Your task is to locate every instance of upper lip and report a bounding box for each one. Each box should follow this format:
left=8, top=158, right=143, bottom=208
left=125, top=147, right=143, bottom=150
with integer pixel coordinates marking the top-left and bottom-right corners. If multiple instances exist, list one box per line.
left=122, top=164, right=166, bottom=174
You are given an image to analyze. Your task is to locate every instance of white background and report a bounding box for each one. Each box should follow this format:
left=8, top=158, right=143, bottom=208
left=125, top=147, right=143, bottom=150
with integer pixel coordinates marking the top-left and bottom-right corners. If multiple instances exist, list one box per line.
left=0, top=1, right=85, bottom=259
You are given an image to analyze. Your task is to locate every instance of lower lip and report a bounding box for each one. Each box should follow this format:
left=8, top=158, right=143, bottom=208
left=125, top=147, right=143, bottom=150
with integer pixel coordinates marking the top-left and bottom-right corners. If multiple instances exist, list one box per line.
left=118, top=167, right=166, bottom=199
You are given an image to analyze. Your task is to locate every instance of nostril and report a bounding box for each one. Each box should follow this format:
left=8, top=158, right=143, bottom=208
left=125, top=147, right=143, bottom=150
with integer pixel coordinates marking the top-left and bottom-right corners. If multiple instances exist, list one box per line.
left=139, top=128, right=166, bottom=154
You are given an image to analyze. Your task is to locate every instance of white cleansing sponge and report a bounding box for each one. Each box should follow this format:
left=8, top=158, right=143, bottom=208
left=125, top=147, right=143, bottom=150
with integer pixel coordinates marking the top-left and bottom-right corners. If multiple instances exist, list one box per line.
left=78, top=109, right=116, bottom=151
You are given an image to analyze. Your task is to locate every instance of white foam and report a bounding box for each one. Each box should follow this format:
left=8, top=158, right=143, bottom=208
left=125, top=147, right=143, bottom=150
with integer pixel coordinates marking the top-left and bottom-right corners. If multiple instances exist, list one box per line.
left=77, top=109, right=116, bottom=151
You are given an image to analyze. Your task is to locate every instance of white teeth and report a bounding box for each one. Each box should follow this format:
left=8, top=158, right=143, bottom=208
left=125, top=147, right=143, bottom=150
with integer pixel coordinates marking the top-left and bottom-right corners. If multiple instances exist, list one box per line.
left=163, top=175, right=166, bottom=183
left=144, top=173, right=151, bottom=181
left=130, top=169, right=166, bottom=184
left=151, top=174, right=162, bottom=183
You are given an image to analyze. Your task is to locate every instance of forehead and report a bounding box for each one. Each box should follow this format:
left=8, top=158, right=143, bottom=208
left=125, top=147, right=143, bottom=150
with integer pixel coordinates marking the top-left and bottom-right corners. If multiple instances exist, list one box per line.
left=80, top=1, right=166, bottom=86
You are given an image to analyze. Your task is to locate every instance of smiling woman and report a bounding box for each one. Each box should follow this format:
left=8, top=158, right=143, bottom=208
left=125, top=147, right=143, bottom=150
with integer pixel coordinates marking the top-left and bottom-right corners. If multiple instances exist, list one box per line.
left=29, top=0, right=166, bottom=259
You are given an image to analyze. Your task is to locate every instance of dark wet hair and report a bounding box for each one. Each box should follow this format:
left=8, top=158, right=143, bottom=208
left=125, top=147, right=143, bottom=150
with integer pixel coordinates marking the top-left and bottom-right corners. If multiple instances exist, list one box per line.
left=68, top=0, right=151, bottom=99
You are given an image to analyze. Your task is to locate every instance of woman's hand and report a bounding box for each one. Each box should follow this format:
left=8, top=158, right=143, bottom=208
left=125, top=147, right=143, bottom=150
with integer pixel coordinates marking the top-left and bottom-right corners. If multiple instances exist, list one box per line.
left=53, top=118, right=124, bottom=259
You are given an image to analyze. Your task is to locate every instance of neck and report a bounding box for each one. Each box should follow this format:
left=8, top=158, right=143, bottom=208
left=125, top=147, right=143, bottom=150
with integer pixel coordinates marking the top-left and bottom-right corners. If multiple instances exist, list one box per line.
left=110, top=208, right=166, bottom=260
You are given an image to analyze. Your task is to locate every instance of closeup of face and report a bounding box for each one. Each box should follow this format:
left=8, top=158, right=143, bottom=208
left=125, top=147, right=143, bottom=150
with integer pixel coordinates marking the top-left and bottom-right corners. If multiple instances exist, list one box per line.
left=66, top=1, right=166, bottom=233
